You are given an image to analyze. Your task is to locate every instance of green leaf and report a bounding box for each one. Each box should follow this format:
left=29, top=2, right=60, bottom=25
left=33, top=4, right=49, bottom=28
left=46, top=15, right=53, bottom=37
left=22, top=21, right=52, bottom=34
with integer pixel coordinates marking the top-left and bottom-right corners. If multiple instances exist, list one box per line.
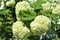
left=18, top=10, right=36, bottom=21
left=52, top=38, right=60, bottom=40
left=0, top=9, right=11, bottom=15
left=0, top=0, right=2, bottom=2
left=25, top=0, right=45, bottom=9
left=21, top=38, right=29, bottom=40
left=30, top=0, right=45, bottom=9
left=0, top=22, right=2, bottom=27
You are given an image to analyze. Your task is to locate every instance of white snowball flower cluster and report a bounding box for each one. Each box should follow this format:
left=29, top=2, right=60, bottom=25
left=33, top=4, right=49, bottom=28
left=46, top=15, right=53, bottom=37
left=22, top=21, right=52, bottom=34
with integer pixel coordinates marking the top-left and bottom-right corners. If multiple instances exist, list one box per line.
left=6, top=0, right=15, bottom=7
left=15, top=1, right=34, bottom=20
left=52, top=4, right=60, bottom=15
left=42, top=0, right=60, bottom=15
left=30, top=15, right=51, bottom=35
left=15, top=1, right=33, bottom=15
left=12, top=21, right=30, bottom=38
left=42, top=1, right=57, bottom=12
left=18, top=27, right=30, bottom=38
left=42, top=2, right=51, bottom=11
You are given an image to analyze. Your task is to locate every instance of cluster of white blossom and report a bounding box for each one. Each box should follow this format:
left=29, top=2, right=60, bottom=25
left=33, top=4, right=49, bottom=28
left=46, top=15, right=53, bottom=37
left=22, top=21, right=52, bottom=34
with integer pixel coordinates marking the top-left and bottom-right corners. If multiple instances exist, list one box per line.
left=12, top=21, right=30, bottom=38
left=15, top=1, right=34, bottom=20
left=42, top=1, right=56, bottom=11
left=15, top=1, right=31, bottom=14
left=42, top=2, right=51, bottom=11
left=52, top=4, right=60, bottom=15
left=30, top=15, right=51, bottom=35
left=42, top=0, right=60, bottom=15
left=6, top=0, right=15, bottom=7
left=12, top=15, right=51, bottom=38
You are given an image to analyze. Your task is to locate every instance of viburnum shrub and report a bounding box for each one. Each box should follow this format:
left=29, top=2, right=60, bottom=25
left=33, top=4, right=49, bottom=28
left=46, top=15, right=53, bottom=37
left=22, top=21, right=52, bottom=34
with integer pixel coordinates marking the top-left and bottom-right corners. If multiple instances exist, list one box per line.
left=0, top=0, right=60, bottom=40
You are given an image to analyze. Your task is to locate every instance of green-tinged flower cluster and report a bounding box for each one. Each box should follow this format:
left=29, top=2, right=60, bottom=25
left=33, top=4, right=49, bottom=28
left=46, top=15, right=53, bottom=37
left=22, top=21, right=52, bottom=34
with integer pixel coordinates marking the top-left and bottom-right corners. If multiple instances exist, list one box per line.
left=42, top=0, right=60, bottom=15
left=12, top=21, right=30, bottom=38
left=12, top=21, right=24, bottom=28
left=15, top=1, right=34, bottom=20
left=42, top=1, right=56, bottom=11
left=15, top=1, right=33, bottom=14
left=42, top=2, right=51, bottom=11
left=52, top=4, right=60, bottom=15
left=6, top=0, right=15, bottom=7
left=30, top=15, right=51, bottom=35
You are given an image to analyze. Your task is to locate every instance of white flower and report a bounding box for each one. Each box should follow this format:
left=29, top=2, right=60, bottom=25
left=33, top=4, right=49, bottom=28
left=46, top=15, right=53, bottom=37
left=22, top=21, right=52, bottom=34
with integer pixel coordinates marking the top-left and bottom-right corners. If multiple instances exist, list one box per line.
left=42, top=2, right=51, bottom=11
left=15, top=1, right=34, bottom=20
left=13, top=21, right=24, bottom=27
left=18, top=27, right=30, bottom=38
left=58, top=19, right=60, bottom=22
left=52, top=4, right=60, bottom=15
left=0, top=1, right=4, bottom=10
left=12, top=21, right=30, bottom=38
left=6, top=0, right=15, bottom=7
left=30, top=15, right=51, bottom=35
left=29, top=0, right=37, bottom=3
left=52, top=3, right=57, bottom=7
left=57, top=22, right=60, bottom=24
left=15, top=1, right=32, bottom=14
left=57, top=19, right=60, bottom=24
left=13, top=21, right=24, bottom=35
left=49, top=0, right=58, bottom=2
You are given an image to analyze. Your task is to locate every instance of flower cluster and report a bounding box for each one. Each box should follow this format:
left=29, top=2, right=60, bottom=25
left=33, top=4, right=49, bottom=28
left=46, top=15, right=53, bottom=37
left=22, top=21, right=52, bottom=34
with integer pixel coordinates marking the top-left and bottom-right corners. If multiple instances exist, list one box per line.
left=15, top=1, right=33, bottom=15
left=42, top=2, right=51, bottom=11
left=15, top=1, right=34, bottom=20
left=42, top=1, right=56, bottom=11
left=42, top=0, right=60, bottom=15
left=52, top=4, right=60, bottom=15
left=12, top=21, right=30, bottom=38
left=6, top=0, right=15, bottom=7
left=30, top=15, right=51, bottom=35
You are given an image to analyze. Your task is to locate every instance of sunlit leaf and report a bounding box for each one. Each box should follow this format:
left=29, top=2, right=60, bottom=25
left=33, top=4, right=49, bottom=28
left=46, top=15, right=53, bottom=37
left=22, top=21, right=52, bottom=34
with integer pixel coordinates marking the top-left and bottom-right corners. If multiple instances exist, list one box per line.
left=19, top=10, right=36, bottom=21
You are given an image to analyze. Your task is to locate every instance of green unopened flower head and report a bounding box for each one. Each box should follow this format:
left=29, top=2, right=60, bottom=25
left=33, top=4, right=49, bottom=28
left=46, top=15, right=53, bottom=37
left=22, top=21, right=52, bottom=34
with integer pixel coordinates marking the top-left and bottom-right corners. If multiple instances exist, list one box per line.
left=30, top=15, right=51, bottom=35
left=6, top=0, right=15, bottom=7
left=12, top=21, right=30, bottom=38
